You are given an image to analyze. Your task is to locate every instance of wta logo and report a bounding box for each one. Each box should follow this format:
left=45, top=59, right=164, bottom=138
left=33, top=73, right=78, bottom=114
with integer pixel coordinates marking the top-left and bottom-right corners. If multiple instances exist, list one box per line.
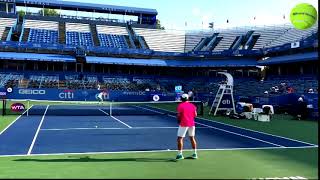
left=11, top=103, right=25, bottom=112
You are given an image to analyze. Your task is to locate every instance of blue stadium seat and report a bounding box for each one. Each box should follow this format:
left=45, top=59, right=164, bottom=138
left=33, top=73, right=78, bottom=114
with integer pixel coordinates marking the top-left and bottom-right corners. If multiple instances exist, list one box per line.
left=98, top=34, right=128, bottom=48
left=28, top=29, right=58, bottom=44
left=66, top=31, right=94, bottom=46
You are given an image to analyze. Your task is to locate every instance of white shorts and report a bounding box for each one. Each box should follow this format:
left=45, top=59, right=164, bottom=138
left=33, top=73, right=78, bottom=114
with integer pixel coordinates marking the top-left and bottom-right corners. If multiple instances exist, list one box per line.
left=177, top=126, right=195, bottom=137
left=98, top=96, right=103, bottom=101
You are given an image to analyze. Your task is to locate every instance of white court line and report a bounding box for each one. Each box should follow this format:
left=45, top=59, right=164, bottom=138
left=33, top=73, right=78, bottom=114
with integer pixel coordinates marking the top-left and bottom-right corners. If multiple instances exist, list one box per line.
left=110, top=116, right=132, bottom=128
left=196, top=121, right=284, bottom=147
left=40, top=126, right=211, bottom=131
left=149, top=105, right=317, bottom=146
left=27, top=105, right=49, bottom=155
left=98, top=109, right=109, bottom=115
left=122, top=105, right=284, bottom=147
left=132, top=105, right=166, bottom=115
left=167, top=114, right=284, bottom=147
left=0, top=145, right=317, bottom=158
left=196, top=116, right=318, bottom=146
left=99, top=108, right=132, bottom=128
left=0, top=105, right=34, bottom=136
left=134, top=106, right=284, bottom=147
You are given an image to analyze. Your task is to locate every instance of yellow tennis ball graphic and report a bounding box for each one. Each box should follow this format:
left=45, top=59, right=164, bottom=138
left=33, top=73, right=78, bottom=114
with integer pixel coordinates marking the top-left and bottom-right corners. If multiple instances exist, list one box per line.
left=290, top=3, right=318, bottom=30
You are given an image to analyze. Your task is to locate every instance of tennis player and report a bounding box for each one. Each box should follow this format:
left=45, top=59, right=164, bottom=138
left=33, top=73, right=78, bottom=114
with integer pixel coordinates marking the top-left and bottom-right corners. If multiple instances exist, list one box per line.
left=97, top=91, right=105, bottom=104
left=176, top=93, right=198, bottom=160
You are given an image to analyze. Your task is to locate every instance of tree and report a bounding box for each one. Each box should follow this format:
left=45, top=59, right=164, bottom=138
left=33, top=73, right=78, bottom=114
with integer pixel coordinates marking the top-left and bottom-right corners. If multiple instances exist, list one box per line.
left=38, top=8, right=59, bottom=16
left=17, top=10, right=31, bottom=20
left=156, top=19, right=165, bottom=30
left=17, top=10, right=25, bottom=18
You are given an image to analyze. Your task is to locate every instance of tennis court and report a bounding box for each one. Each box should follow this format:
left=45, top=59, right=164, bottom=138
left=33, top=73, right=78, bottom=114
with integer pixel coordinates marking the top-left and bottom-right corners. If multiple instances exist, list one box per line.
left=0, top=99, right=316, bottom=157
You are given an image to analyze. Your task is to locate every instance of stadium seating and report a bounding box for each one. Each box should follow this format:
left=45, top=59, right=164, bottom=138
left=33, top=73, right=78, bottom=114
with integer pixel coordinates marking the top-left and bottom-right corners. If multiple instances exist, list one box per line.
left=184, top=24, right=318, bottom=51
left=212, top=29, right=248, bottom=51
left=23, top=19, right=59, bottom=44
left=232, top=75, right=318, bottom=97
left=98, top=34, right=128, bottom=48
left=133, top=28, right=185, bottom=52
left=0, top=73, right=24, bottom=88
left=103, top=76, right=131, bottom=84
left=251, top=25, right=290, bottom=50
left=65, top=74, right=98, bottom=89
left=267, top=24, right=318, bottom=47
left=0, top=17, right=17, bottom=41
left=0, top=69, right=318, bottom=99
left=8, top=15, right=317, bottom=53
left=28, top=29, right=58, bottom=44
left=66, top=23, right=94, bottom=46
left=185, top=31, right=215, bottom=52
left=96, top=25, right=129, bottom=48
left=28, top=74, right=59, bottom=88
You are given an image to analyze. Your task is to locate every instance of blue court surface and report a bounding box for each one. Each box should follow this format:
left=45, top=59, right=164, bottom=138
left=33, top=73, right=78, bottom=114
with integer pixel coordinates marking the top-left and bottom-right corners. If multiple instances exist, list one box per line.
left=0, top=105, right=317, bottom=157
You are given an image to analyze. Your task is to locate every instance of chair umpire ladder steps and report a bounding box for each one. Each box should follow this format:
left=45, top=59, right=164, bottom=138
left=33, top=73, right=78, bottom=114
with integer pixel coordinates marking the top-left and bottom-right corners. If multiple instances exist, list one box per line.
left=209, top=72, right=236, bottom=116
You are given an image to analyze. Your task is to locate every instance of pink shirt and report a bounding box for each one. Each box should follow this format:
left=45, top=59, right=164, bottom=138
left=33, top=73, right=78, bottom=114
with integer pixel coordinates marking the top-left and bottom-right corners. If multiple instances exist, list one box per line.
left=177, top=102, right=197, bottom=127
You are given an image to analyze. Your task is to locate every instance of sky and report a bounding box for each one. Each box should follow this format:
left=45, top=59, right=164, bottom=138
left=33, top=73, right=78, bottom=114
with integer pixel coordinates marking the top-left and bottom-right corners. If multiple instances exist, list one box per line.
left=19, top=0, right=318, bottom=30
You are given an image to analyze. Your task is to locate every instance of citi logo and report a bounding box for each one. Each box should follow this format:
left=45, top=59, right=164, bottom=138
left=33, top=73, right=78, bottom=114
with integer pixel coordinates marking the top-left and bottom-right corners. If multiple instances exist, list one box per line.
left=19, top=89, right=46, bottom=95
left=59, top=92, right=74, bottom=99
left=222, top=99, right=231, bottom=105
left=11, top=103, right=25, bottom=112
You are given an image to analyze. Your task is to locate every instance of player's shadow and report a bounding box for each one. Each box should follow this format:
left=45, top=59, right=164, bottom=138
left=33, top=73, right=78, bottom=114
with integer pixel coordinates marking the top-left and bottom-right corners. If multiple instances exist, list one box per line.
left=14, top=156, right=178, bottom=163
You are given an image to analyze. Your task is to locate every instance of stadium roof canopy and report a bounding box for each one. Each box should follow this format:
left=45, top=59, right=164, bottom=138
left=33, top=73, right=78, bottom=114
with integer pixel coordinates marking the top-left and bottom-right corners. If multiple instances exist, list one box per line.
left=15, top=0, right=158, bottom=16
left=257, top=52, right=318, bottom=65
left=0, top=52, right=76, bottom=62
left=86, top=56, right=258, bottom=67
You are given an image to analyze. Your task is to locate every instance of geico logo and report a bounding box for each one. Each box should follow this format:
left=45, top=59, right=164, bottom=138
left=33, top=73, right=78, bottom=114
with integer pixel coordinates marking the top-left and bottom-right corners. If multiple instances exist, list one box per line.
left=19, top=89, right=46, bottom=95
left=59, top=92, right=74, bottom=99
left=222, top=100, right=231, bottom=104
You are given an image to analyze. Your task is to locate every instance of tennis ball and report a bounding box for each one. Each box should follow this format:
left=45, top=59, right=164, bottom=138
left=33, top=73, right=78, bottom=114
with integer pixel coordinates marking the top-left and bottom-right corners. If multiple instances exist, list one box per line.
left=290, top=3, right=318, bottom=30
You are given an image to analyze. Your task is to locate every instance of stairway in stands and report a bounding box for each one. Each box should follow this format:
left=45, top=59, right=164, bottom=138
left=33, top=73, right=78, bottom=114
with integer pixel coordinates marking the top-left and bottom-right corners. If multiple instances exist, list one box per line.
left=58, top=22, right=66, bottom=44
left=21, top=28, right=30, bottom=42
left=1, top=27, right=11, bottom=41
left=90, top=24, right=100, bottom=47
left=138, top=36, right=149, bottom=49
left=126, top=23, right=150, bottom=49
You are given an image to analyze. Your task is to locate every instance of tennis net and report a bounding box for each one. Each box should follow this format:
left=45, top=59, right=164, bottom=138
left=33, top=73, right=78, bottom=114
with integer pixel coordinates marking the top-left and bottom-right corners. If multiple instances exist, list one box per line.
left=2, top=99, right=204, bottom=116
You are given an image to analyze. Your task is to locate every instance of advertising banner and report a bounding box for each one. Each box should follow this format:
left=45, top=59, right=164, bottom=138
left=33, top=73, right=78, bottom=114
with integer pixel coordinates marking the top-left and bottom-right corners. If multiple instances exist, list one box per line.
left=5, top=88, right=176, bottom=102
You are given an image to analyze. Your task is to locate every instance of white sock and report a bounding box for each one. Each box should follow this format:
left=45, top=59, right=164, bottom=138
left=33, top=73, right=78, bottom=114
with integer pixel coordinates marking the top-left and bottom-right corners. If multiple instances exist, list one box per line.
left=178, top=150, right=183, bottom=155
left=193, top=149, right=197, bottom=154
